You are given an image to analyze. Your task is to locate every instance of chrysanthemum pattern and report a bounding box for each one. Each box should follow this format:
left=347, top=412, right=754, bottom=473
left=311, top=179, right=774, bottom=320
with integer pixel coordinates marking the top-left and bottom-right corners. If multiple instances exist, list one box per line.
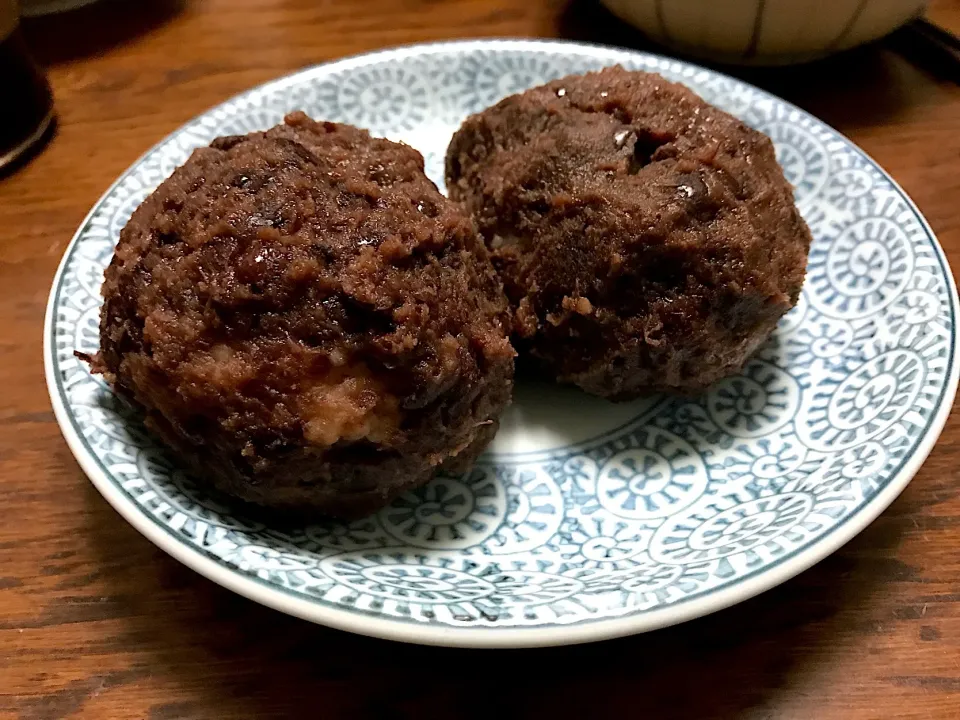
left=47, top=42, right=956, bottom=632
left=595, top=429, right=709, bottom=519
left=765, top=121, right=829, bottom=206
left=706, top=360, right=800, bottom=438
left=380, top=466, right=507, bottom=549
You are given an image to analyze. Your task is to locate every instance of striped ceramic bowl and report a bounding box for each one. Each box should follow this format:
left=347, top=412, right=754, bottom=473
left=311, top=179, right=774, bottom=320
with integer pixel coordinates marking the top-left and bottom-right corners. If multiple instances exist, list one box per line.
left=601, top=0, right=926, bottom=64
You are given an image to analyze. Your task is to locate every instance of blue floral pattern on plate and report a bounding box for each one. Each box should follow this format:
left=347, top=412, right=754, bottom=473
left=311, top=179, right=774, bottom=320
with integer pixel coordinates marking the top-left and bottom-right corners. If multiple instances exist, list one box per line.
left=44, top=40, right=958, bottom=647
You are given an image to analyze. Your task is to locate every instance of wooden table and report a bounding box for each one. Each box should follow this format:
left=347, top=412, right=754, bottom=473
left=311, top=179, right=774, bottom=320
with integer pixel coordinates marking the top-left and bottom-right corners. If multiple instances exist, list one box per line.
left=1, top=0, right=959, bottom=717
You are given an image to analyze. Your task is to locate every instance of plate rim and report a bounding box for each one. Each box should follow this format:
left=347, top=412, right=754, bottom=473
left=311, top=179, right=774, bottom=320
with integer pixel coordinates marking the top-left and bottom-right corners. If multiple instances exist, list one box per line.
left=44, top=37, right=960, bottom=648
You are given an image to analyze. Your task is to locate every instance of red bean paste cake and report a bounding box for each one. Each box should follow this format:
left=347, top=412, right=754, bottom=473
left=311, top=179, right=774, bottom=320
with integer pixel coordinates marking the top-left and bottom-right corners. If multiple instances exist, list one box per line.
left=88, top=112, right=515, bottom=518
left=446, top=66, right=811, bottom=399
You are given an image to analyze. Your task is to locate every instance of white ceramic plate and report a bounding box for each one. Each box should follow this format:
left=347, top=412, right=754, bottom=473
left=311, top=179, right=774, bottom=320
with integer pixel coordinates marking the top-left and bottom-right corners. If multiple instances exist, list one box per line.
left=45, top=39, right=959, bottom=648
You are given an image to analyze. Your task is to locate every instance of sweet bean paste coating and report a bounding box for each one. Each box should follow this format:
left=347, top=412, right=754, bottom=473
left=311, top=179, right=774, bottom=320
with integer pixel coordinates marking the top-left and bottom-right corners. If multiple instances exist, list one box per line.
left=89, top=112, right=515, bottom=518
left=446, top=66, right=811, bottom=398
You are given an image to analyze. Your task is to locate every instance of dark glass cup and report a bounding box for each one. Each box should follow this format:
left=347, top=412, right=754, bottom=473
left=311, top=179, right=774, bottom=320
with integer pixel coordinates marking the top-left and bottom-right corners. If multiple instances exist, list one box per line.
left=0, top=0, right=54, bottom=172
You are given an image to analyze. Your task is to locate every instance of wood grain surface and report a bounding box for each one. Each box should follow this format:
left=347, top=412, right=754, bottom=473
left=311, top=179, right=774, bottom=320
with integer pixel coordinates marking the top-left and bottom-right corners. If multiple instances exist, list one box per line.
left=1, top=0, right=959, bottom=717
